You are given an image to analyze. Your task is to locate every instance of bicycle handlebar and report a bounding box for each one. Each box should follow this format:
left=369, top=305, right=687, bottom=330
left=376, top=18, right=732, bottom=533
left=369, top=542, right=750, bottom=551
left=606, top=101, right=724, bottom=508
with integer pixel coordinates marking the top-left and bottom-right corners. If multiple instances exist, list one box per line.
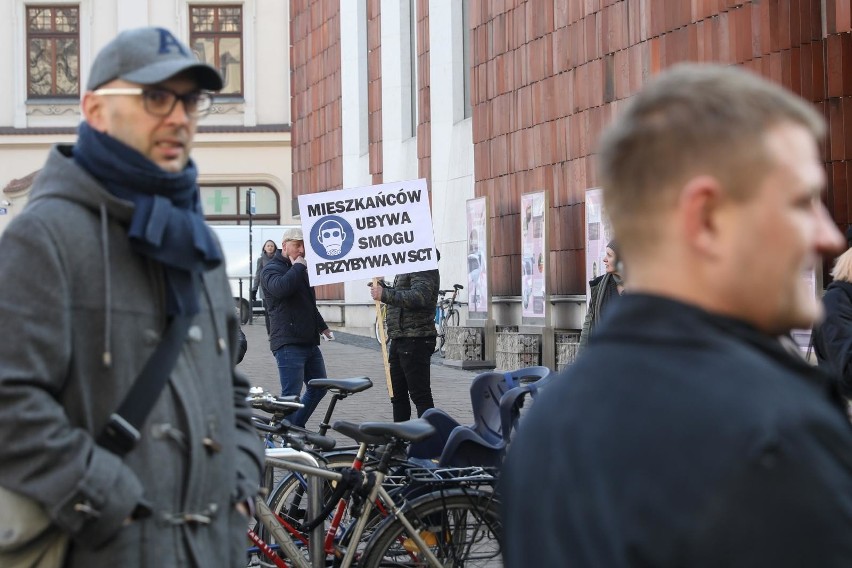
left=252, top=416, right=337, bottom=451
left=438, top=284, right=464, bottom=299
left=248, top=394, right=303, bottom=414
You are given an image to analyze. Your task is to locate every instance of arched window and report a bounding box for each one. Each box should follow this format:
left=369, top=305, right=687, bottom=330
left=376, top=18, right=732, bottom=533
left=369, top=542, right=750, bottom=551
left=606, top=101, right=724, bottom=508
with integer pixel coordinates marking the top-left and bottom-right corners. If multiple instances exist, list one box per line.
left=200, top=183, right=280, bottom=224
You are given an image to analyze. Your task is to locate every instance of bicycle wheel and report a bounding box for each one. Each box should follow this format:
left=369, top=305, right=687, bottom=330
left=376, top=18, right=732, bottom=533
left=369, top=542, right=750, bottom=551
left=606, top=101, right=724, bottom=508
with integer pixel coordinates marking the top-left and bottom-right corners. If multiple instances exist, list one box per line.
left=434, top=310, right=445, bottom=354
left=360, top=491, right=502, bottom=567
left=447, top=308, right=460, bottom=328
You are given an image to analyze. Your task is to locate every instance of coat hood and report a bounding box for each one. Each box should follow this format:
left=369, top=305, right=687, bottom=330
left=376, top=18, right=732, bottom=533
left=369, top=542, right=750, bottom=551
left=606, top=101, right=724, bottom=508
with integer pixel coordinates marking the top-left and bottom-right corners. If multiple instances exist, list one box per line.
left=29, top=145, right=135, bottom=225
left=27, top=146, right=138, bottom=368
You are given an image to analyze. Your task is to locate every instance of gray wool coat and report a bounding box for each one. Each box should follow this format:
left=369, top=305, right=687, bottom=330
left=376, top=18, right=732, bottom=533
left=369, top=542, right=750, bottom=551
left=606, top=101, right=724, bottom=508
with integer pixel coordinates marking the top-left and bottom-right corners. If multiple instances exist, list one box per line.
left=0, top=146, right=263, bottom=567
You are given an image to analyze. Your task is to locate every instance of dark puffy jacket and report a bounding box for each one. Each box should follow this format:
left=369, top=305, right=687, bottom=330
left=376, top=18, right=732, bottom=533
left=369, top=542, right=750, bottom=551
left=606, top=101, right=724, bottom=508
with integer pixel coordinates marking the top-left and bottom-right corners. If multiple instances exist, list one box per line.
left=382, top=269, right=440, bottom=339
left=261, top=252, right=328, bottom=351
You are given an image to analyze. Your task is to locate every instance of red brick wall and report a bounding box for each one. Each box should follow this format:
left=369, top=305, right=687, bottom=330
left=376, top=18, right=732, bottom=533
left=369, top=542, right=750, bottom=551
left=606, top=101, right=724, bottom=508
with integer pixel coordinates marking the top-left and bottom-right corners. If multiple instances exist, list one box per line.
left=290, top=0, right=344, bottom=300
left=470, top=0, right=852, bottom=296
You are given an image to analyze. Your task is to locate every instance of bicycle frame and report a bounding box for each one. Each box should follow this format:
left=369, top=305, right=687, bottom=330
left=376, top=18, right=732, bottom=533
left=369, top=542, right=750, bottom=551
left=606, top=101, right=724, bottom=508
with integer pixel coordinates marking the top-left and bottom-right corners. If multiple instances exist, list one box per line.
left=249, top=447, right=323, bottom=568
left=262, top=455, right=444, bottom=568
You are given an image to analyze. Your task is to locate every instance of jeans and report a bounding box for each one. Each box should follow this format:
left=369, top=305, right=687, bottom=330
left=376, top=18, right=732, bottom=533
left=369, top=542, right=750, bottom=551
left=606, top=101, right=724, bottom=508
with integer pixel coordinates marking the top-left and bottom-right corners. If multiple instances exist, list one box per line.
left=388, top=336, right=436, bottom=422
left=273, top=344, right=328, bottom=427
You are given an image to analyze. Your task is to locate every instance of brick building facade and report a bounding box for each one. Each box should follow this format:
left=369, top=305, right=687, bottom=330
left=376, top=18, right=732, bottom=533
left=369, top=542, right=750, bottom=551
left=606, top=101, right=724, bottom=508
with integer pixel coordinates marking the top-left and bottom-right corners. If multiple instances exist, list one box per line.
left=290, top=0, right=851, bottom=350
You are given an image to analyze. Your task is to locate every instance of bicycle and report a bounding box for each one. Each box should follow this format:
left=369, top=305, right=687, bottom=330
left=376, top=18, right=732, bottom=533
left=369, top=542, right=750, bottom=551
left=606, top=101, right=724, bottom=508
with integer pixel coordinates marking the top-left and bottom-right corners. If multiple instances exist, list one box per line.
left=434, top=284, right=463, bottom=354
left=249, top=365, right=550, bottom=566
left=258, top=368, right=514, bottom=560
left=250, top=418, right=502, bottom=567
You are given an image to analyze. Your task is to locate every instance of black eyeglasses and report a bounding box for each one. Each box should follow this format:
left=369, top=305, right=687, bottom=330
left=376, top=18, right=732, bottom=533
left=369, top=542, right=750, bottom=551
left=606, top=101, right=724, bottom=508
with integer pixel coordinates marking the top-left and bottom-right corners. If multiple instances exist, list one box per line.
left=93, top=87, right=213, bottom=118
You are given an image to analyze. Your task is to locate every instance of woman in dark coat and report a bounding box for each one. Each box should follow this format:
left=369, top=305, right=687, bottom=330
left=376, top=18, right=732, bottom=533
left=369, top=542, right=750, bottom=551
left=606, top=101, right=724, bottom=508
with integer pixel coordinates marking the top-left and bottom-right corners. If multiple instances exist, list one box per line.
left=579, top=240, right=624, bottom=349
left=813, top=243, right=852, bottom=399
left=252, top=239, right=278, bottom=334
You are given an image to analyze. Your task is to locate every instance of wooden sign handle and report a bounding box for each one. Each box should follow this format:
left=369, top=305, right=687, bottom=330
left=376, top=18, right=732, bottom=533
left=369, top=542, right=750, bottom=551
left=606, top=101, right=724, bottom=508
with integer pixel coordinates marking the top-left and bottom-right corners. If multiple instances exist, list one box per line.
left=373, top=277, right=393, bottom=398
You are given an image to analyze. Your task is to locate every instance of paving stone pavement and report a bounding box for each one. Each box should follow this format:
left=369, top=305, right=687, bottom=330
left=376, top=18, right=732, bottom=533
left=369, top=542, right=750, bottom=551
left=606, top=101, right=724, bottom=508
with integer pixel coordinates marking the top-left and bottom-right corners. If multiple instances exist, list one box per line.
left=237, top=319, right=478, bottom=443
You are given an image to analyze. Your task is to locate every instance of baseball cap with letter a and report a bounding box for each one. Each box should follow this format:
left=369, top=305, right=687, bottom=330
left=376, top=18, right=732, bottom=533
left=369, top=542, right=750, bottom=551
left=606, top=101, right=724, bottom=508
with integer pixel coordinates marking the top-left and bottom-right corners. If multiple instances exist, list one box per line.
left=86, top=27, right=223, bottom=91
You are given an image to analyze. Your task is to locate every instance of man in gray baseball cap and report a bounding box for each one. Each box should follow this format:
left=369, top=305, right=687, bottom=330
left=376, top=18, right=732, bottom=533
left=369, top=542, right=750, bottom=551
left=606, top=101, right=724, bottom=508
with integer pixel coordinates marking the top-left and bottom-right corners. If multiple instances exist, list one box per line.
left=0, top=26, right=262, bottom=567
left=82, top=26, right=221, bottom=173
left=87, top=26, right=223, bottom=91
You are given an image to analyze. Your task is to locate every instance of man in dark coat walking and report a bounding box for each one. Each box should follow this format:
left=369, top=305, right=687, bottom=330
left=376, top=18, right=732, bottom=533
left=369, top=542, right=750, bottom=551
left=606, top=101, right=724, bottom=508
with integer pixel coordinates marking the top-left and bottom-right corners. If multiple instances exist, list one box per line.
left=262, top=227, right=333, bottom=427
left=502, top=64, right=852, bottom=567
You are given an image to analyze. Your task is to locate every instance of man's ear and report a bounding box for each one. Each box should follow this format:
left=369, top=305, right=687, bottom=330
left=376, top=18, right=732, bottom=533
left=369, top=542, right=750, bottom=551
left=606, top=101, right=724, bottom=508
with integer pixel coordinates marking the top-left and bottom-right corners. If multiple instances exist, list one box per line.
left=80, top=92, right=107, bottom=132
left=679, top=175, right=725, bottom=259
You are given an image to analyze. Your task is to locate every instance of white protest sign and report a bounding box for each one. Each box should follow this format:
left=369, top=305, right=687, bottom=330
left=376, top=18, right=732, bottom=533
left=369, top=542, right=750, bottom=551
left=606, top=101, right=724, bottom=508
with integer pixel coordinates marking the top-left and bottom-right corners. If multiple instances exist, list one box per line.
left=298, top=179, right=437, bottom=286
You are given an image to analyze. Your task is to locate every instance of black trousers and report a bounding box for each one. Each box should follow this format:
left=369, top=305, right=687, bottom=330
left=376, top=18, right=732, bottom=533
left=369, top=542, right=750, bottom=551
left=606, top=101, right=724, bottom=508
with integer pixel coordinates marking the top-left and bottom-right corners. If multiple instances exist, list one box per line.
left=388, top=336, right=436, bottom=422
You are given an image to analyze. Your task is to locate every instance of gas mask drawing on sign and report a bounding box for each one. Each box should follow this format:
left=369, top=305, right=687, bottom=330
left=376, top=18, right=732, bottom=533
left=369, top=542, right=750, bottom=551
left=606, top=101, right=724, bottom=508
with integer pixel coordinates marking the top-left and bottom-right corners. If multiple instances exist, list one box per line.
left=318, top=219, right=347, bottom=256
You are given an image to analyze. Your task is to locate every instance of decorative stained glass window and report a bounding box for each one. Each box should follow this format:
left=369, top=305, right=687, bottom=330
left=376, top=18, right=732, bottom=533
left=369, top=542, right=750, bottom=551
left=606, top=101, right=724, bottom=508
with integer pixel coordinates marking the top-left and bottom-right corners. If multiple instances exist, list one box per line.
left=190, top=5, right=243, bottom=95
left=27, top=5, right=80, bottom=98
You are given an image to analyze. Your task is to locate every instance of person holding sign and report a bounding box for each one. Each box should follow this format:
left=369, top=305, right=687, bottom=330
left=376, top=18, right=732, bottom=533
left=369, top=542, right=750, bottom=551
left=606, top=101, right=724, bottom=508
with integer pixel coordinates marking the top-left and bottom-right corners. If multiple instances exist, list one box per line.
left=371, top=268, right=440, bottom=421
left=262, top=227, right=333, bottom=427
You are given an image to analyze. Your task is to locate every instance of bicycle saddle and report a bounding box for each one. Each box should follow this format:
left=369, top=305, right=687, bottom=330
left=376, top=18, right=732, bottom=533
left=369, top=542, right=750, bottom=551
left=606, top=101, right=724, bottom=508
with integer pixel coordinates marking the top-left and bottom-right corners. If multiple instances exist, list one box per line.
left=359, top=419, right=436, bottom=443
left=333, top=420, right=386, bottom=446
left=308, top=377, right=373, bottom=393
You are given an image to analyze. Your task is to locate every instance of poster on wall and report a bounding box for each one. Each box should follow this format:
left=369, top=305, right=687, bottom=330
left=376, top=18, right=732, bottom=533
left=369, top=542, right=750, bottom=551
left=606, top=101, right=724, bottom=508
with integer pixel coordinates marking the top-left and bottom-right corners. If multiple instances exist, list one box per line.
left=584, top=188, right=613, bottom=299
left=466, top=197, right=488, bottom=320
left=521, top=191, right=547, bottom=320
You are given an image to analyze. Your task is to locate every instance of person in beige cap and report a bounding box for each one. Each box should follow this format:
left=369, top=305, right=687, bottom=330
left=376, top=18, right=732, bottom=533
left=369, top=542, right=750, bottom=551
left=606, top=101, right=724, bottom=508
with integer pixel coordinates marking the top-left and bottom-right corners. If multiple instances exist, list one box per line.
left=261, top=227, right=334, bottom=427
left=0, top=27, right=262, bottom=567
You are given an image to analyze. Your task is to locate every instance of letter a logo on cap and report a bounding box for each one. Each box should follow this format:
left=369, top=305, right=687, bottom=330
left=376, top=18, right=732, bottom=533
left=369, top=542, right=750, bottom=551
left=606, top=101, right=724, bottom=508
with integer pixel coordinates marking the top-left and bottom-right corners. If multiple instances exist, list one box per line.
left=158, top=28, right=188, bottom=56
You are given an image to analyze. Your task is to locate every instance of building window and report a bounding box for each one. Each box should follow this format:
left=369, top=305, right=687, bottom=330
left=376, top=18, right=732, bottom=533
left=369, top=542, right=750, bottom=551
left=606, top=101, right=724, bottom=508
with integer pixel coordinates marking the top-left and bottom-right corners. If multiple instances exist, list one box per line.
left=401, top=0, right=417, bottom=139
left=26, top=5, right=80, bottom=98
left=190, top=5, right=243, bottom=95
left=462, top=0, right=471, bottom=119
left=358, top=0, right=369, bottom=155
left=201, top=184, right=280, bottom=224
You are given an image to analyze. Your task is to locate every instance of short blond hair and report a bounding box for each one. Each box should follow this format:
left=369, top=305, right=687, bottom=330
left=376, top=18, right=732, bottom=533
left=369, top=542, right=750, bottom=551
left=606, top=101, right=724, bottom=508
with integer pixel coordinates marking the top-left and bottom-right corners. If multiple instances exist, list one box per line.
left=598, top=64, right=825, bottom=256
left=831, top=248, right=852, bottom=282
